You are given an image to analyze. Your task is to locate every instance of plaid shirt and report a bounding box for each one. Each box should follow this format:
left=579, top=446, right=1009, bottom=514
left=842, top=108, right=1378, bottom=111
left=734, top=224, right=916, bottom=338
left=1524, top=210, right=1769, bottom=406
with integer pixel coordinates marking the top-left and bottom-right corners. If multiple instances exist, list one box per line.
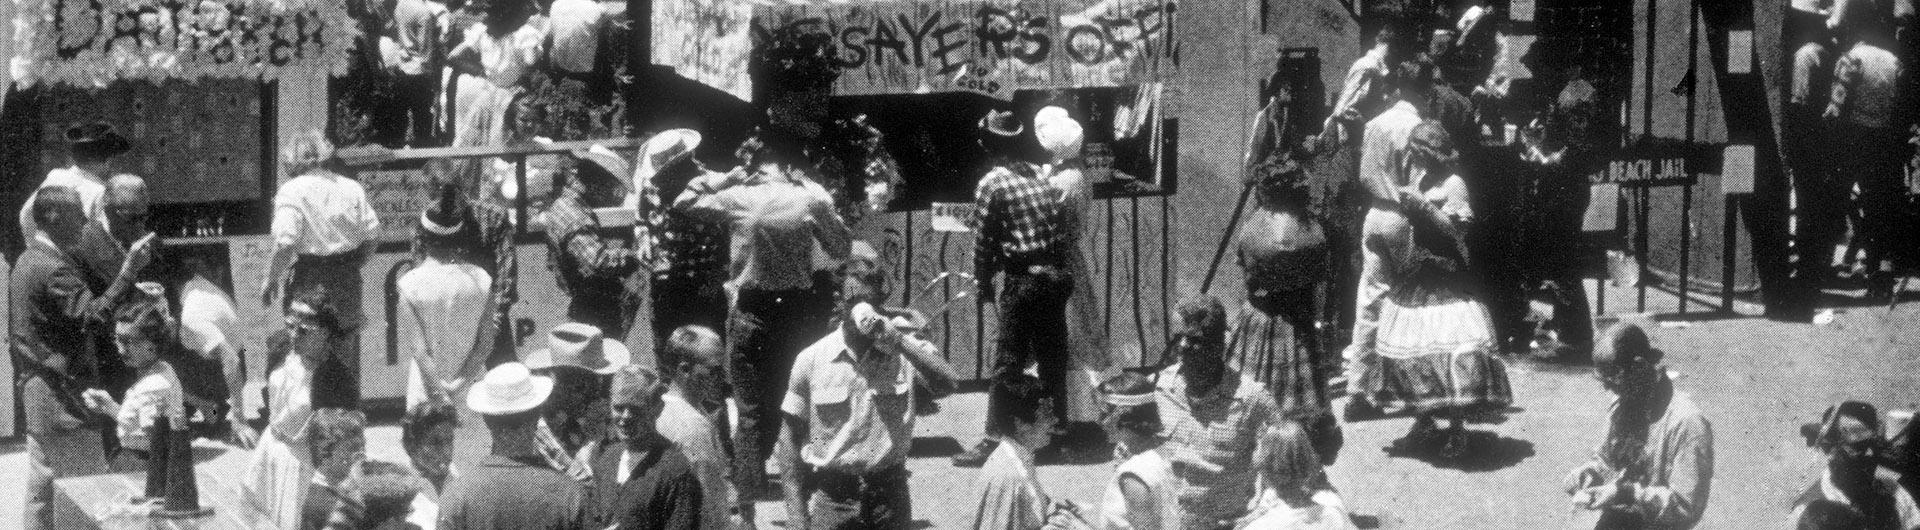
left=540, top=182, right=640, bottom=293
left=412, top=201, right=519, bottom=309
left=1154, top=364, right=1283, bottom=529
left=972, top=164, right=1072, bottom=279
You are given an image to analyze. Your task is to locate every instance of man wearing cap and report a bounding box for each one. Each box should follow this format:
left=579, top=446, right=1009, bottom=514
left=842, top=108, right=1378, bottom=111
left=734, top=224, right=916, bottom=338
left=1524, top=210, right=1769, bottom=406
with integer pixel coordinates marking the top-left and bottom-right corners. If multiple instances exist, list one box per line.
left=674, top=129, right=852, bottom=498
left=957, top=108, right=1077, bottom=467
left=1790, top=400, right=1919, bottom=529
left=1154, top=295, right=1288, bottom=529
left=778, top=265, right=946, bottom=529
left=12, top=187, right=129, bottom=529
left=398, top=193, right=496, bottom=410
left=540, top=145, right=646, bottom=340
left=439, top=362, right=588, bottom=529
left=525, top=322, right=631, bottom=457
left=657, top=325, right=740, bottom=527
left=1564, top=322, right=1713, bottom=530
left=413, top=162, right=520, bottom=368
left=576, top=365, right=704, bottom=529
left=17, top=122, right=131, bottom=243
left=637, top=130, right=731, bottom=352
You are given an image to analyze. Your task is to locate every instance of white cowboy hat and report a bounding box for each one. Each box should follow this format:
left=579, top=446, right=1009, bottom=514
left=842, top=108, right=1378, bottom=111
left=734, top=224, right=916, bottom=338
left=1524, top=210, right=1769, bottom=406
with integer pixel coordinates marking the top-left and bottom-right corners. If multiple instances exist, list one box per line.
left=1034, top=106, right=1085, bottom=162
left=574, top=144, right=633, bottom=183
left=523, top=323, right=632, bottom=375
left=633, top=129, right=703, bottom=185
left=467, top=362, right=554, bottom=416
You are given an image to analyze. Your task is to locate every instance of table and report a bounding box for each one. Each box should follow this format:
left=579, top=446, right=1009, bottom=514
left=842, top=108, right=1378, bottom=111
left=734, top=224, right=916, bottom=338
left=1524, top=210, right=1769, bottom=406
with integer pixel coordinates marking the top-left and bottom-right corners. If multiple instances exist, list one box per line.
left=52, top=449, right=274, bottom=530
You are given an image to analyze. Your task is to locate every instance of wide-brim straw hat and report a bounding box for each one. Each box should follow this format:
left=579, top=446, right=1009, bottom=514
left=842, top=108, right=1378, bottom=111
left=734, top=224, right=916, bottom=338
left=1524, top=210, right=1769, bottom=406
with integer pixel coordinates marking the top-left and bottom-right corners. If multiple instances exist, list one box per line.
left=575, top=144, right=634, bottom=183
left=634, top=129, right=702, bottom=185
left=467, top=362, right=554, bottom=416
left=523, top=322, right=632, bottom=375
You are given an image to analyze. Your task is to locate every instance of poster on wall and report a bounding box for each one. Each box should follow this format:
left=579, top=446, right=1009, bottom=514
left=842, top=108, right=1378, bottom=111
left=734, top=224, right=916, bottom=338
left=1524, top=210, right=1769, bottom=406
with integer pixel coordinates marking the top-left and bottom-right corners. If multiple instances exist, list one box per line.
left=654, top=0, right=756, bottom=102
left=39, top=78, right=265, bottom=204
left=755, top=0, right=1178, bottom=96
left=361, top=169, right=436, bottom=244
left=11, top=0, right=356, bottom=87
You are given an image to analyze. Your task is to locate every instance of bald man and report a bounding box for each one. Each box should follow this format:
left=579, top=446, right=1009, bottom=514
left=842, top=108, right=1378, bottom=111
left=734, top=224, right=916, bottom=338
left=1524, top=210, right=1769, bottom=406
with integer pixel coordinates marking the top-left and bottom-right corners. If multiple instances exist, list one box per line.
left=1564, top=323, right=1714, bottom=530
left=71, top=174, right=164, bottom=399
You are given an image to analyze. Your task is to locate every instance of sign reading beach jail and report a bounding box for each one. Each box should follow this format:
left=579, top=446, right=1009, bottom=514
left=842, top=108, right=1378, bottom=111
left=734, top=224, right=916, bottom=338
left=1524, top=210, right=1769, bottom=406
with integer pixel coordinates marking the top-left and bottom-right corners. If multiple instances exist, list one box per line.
left=755, top=0, right=1178, bottom=96
left=12, top=0, right=355, bottom=87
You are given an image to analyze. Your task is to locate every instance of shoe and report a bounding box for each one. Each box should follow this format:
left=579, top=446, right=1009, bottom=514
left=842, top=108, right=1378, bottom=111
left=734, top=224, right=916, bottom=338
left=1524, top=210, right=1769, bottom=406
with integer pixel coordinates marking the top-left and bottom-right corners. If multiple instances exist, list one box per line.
left=952, top=439, right=999, bottom=468
left=1344, top=398, right=1385, bottom=422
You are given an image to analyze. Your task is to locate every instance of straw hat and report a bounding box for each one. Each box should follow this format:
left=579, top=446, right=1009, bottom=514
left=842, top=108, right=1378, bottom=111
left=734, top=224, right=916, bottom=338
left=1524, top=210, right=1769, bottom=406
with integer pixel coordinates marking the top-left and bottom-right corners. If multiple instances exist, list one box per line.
left=466, top=362, right=554, bottom=416
left=523, top=323, right=632, bottom=375
left=633, top=129, right=702, bottom=184
left=979, top=109, right=1025, bottom=138
left=574, top=144, right=633, bottom=183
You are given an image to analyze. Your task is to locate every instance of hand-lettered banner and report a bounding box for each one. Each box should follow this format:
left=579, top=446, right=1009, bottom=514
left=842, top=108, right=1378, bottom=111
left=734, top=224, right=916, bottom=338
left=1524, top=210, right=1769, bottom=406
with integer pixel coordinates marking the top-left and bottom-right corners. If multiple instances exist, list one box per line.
left=654, top=0, right=755, bottom=102
left=10, top=0, right=355, bottom=87
left=754, top=0, right=1178, bottom=96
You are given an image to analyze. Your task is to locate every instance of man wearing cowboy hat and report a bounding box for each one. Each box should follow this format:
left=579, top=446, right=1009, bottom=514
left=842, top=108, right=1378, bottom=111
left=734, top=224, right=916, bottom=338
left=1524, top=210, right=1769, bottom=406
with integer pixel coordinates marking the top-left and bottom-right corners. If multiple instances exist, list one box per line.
left=439, top=362, right=588, bottom=528
left=1564, top=322, right=1713, bottom=530
left=674, top=128, right=852, bottom=499
left=539, top=144, right=647, bottom=341
left=956, top=107, right=1078, bottom=467
left=525, top=322, right=632, bottom=456
left=576, top=365, right=705, bottom=529
left=636, top=129, right=731, bottom=352
left=17, top=122, right=132, bottom=243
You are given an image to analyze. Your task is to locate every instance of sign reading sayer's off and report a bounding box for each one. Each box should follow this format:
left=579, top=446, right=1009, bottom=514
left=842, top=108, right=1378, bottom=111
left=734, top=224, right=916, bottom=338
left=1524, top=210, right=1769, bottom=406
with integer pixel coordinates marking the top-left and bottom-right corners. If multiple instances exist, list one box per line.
left=755, top=0, right=1178, bottom=96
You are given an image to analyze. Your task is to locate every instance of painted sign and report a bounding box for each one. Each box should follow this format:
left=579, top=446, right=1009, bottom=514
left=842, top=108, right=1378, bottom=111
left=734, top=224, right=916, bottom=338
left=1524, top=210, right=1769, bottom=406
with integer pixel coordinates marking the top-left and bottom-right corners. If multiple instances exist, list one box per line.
left=361, top=169, right=435, bottom=244
left=653, top=0, right=755, bottom=102
left=755, top=0, right=1178, bottom=96
left=12, top=0, right=355, bottom=87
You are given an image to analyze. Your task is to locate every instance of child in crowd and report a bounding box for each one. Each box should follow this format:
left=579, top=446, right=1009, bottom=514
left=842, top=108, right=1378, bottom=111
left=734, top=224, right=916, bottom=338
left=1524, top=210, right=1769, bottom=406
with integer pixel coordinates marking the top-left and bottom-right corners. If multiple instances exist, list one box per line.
left=1237, top=422, right=1356, bottom=530
left=970, top=373, right=1093, bottom=530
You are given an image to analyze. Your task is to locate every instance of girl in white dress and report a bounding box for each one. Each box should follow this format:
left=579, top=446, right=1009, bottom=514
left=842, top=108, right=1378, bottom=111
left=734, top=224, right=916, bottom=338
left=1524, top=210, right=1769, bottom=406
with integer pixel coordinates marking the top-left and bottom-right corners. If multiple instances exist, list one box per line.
left=240, top=289, right=339, bottom=528
left=1237, top=422, right=1356, bottom=530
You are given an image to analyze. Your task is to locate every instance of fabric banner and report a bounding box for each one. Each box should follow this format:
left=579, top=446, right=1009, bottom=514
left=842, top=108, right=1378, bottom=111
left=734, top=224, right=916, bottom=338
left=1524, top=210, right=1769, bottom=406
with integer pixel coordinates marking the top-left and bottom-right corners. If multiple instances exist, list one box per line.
left=9, top=0, right=355, bottom=87
left=754, top=0, right=1177, bottom=96
left=654, top=0, right=755, bottom=102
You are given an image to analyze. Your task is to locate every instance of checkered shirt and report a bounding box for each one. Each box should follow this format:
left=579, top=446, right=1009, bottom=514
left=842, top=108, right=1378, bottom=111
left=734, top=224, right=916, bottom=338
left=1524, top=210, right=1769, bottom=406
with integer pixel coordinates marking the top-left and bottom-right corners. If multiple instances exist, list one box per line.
left=972, top=164, right=1071, bottom=279
left=540, top=183, right=639, bottom=293
left=1154, top=364, right=1284, bottom=529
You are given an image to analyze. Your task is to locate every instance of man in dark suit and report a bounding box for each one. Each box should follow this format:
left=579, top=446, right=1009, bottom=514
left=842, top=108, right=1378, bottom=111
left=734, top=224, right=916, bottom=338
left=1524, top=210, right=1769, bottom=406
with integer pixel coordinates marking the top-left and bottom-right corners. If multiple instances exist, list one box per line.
left=12, top=186, right=151, bottom=529
left=69, top=174, right=164, bottom=399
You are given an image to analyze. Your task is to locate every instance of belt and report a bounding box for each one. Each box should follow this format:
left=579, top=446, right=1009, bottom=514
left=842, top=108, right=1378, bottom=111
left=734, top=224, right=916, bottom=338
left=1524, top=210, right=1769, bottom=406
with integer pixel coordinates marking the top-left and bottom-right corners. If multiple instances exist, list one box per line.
left=1003, top=253, right=1066, bottom=272
left=295, top=252, right=362, bottom=266
left=810, top=465, right=907, bottom=500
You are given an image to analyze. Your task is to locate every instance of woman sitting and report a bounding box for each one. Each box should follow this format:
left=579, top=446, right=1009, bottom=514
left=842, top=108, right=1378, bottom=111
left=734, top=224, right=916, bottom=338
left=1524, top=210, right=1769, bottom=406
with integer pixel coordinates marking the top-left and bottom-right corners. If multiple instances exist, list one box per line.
left=82, top=283, right=186, bottom=463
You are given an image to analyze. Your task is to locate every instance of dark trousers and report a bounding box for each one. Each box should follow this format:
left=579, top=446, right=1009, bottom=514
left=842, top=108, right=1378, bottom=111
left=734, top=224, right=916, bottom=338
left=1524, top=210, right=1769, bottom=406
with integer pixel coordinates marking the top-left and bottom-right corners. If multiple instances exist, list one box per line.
left=566, top=274, right=646, bottom=341
left=650, top=273, right=731, bottom=361
left=1835, top=124, right=1910, bottom=277
left=806, top=466, right=911, bottom=530
left=730, top=288, right=827, bottom=488
left=988, top=268, right=1074, bottom=436
left=371, top=74, right=438, bottom=147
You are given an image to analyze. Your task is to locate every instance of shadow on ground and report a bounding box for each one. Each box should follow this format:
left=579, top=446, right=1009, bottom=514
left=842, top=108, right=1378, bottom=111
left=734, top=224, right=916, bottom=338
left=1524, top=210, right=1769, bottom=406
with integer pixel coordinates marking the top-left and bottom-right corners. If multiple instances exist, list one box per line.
left=1381, top=429, right=1536, bottom=472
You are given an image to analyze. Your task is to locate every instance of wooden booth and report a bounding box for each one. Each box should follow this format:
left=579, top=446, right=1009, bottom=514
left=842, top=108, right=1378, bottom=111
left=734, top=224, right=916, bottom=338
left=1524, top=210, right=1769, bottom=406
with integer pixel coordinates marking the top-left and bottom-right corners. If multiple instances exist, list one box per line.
left=0, top=0, right=354, bottom=436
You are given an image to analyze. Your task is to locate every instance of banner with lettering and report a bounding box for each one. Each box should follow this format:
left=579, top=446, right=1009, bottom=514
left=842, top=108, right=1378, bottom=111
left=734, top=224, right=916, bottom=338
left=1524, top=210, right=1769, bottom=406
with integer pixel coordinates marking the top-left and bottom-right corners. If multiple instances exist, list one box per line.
left=360, top=169, right=434, bottom=244
left=754, top=0, right=1178, bottom=96
left=11, top=0, right=355, bottom=87
left=654, top=0, right=755, bottom=102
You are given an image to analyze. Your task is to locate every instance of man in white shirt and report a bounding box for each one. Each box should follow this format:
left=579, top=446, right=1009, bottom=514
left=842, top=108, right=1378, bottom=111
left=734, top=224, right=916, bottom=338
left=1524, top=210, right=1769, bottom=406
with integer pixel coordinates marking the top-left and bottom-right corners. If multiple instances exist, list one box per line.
left=17, top=122, right=130, bottom=243
left=656, top=325, right=741, bottom=528
left=398, top=207, right=494, bottom=409
left=377, top=0, right=451, bottom=146
left=1345, top=59, right=1432, bottom=415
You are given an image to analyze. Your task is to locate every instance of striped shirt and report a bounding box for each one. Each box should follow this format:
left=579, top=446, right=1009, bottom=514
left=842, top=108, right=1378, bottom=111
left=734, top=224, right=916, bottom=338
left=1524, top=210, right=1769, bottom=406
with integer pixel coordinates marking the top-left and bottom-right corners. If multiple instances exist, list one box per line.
left=1154, top=364, right=1283, bottom=529
left=972, top=164, right=1072, bottom=278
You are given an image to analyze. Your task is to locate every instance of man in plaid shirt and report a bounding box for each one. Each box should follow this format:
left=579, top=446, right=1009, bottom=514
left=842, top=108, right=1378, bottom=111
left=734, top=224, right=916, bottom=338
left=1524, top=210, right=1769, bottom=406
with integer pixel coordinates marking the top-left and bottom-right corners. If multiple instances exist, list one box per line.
left=539, top=145, right=645, bottom=341
left=954, top=109, right=1078, bottom=467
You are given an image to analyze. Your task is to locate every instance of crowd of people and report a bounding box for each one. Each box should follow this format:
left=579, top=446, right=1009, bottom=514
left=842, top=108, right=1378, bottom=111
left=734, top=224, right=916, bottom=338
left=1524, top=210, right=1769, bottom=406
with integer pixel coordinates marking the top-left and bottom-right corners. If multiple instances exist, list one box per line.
left=10, top=0, right=1920, bottom=529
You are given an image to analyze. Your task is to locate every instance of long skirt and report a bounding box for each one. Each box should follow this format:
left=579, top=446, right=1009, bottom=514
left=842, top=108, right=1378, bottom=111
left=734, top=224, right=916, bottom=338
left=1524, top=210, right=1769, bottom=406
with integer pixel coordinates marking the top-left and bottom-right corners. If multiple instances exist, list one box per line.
left=1368, top=283, right=1512, bottom=415
left=1228, top=295, right=1327, bottom=416
left=241, top=434, right=312, bottom=530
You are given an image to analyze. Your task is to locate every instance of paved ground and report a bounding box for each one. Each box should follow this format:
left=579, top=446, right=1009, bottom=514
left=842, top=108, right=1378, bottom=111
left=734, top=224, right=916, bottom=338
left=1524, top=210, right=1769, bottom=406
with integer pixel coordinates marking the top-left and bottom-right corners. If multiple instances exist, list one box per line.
left=4, top=281, right=1917, bottom=528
